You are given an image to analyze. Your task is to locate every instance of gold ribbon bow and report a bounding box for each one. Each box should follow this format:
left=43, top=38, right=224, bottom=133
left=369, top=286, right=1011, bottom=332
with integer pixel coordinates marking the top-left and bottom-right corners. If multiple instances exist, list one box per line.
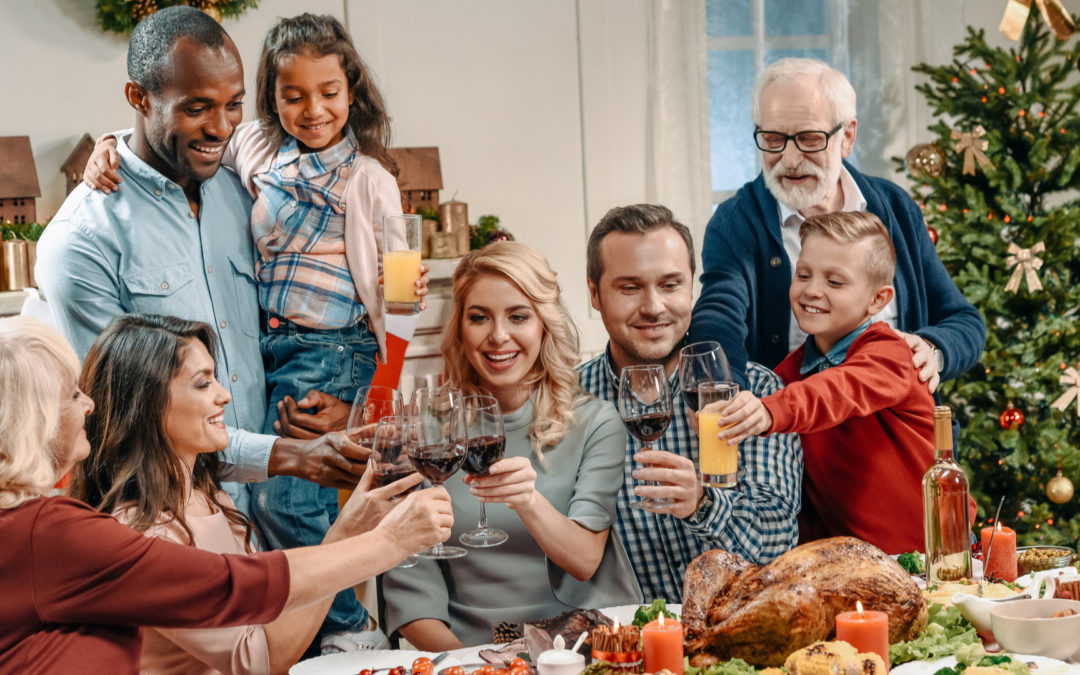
left=1000, top=0, right=1076, bottom=40
left=951, top=126, right=995, bottom=176
left=1004, top=241, right=1045, bottom=293
left=1051, top=366, right=1080, bottom=414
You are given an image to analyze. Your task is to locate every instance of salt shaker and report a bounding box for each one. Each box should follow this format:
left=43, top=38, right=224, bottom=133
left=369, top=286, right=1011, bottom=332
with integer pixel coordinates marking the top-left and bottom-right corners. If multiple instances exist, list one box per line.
left=537, top=635, right=585, bottom=675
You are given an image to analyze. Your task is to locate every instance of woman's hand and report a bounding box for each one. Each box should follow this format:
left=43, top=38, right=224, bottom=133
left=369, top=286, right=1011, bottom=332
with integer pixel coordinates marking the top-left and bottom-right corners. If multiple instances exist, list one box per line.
left=714, top=391, right=773, bottom=446
left=375, top=486, right=455, bottom=556
left=464, top=456, right=537, bottom=511
left=83, top=136, right=122, bottom=193
left=334, top=460, right=425, bottom=538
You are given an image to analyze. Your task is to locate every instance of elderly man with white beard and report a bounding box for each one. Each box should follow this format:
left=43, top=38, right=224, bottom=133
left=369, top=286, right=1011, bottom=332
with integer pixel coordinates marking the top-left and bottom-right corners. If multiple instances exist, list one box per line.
left=690, top=58, right=984, bottom=391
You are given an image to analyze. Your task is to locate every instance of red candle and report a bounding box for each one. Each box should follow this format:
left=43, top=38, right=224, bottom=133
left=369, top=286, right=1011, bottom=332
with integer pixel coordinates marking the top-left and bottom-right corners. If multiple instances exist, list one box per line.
left=835, top=602, right=890, bottom=670
left=642, top=615, right=683, bottom=675
left=981, top=522, right=1018, bottom=581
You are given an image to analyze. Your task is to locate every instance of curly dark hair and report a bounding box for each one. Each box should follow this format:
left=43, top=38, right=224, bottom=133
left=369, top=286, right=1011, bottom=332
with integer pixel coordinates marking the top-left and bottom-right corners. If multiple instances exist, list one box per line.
left=127, top=5, right=228, bottom=95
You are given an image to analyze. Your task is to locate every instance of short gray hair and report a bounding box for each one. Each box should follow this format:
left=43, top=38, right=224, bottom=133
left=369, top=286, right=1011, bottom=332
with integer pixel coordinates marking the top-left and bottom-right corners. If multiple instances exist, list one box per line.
left=752, top=58, right=857, bottom=127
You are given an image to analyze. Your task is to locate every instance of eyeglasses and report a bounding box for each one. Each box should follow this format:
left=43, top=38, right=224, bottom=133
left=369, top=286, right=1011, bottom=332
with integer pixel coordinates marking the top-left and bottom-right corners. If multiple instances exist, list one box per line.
left=753, top=122, right=845, bottom=154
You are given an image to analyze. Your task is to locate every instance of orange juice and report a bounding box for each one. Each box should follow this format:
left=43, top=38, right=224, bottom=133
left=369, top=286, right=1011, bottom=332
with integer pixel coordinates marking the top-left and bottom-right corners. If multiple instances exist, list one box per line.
left=697, top=409, right=738, bottom=488
left=383, top=250, right=421, bottom=304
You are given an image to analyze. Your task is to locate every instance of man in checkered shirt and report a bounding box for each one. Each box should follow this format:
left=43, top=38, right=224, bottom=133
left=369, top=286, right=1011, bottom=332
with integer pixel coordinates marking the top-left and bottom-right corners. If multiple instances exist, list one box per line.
left=577, top=204, right=802, bottom=604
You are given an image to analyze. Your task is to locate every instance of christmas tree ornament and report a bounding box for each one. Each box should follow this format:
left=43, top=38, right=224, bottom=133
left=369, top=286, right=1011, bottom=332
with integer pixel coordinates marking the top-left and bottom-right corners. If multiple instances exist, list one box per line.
left=1000, top=0, right=1076, bottom=41
left=951, top=126, right=995, bottom=175
left=999, top=403, right=1026, bottom=429
left=927, top=224, right=939, bottom=245
left=1050, top=366, right=1080, bottom=414
left=1046, top=471, right=1074, bottom=503
left=905, top=143, right=946, bottom=178
left=1004, top=241, right=1045, bottom=293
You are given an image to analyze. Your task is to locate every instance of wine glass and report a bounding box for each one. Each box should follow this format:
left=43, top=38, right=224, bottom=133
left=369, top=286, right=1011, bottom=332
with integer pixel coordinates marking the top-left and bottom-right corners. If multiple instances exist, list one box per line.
left=406, top=387, right=468, bottom=559
left=459, top=395, right=509, bottom=548
left=677, top=341, right=732, bottom=412
left=617, top=364, right=673, bottom=511
left=371, top=415, right=421, bottom=568
left=347, top=385, right=404, bottom=445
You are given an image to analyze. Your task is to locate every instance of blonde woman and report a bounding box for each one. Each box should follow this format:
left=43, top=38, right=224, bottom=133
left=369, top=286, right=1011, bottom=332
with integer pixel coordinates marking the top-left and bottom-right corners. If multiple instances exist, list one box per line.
left=384, top=242, right=642, bottom=650
left=0, top=317, right=452, bottom=673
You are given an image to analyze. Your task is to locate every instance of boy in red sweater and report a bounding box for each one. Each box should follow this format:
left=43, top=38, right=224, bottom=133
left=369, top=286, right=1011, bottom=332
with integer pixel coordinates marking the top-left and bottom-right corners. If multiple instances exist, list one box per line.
left=712, top=211, right=935, bottom=553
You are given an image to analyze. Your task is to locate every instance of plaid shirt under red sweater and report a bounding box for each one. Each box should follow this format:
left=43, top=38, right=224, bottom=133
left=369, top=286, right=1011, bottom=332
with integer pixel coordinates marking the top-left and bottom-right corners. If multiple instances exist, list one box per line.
left=761, top=321, right=936, bottom=554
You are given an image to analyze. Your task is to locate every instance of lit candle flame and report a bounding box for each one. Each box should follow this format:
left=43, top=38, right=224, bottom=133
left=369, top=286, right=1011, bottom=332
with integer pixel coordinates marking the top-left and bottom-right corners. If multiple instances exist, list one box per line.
left=856, top=600, right=865, bottom=617
left=612, top=617, right=620, bottom=633
left=996, top=521, right=1003, bottom=533
left=658, top=613, right=665, bottom=628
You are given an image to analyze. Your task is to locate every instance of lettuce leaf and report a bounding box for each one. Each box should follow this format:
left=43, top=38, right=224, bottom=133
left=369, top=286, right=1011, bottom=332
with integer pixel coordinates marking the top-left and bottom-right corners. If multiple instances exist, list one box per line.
left=889, top=602, right=980, bottom=665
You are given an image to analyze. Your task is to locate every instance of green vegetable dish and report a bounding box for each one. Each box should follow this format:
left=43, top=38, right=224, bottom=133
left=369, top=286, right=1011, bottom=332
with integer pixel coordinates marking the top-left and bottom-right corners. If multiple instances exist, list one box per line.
left=632, top=599, right=679, bottom=628
left=897, top=551, right=926, bottom=575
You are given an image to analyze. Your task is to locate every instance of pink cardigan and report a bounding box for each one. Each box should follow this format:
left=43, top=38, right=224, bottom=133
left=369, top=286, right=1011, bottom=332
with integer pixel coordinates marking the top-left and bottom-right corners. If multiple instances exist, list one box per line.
left=225, top=121, right=404, bottom=362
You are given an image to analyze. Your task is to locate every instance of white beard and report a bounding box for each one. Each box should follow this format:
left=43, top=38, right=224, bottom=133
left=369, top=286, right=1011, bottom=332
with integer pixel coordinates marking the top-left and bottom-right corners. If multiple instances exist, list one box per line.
left=764, top=156, right=842, bottom=213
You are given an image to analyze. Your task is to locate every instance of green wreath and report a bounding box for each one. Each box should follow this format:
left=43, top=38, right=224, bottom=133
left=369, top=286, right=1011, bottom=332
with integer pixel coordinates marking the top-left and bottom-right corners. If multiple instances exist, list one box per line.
left=95, top=0, right=259, bottom=35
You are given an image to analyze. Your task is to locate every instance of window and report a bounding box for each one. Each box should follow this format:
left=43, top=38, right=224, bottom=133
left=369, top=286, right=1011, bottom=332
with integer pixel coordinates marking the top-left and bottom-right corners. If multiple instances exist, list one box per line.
left=706, top=0, right=849, bottom=205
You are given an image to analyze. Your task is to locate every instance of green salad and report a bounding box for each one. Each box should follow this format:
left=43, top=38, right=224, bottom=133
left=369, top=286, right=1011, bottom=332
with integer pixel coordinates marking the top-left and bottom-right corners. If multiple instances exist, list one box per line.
left=632, top=599, right=679, bottom=628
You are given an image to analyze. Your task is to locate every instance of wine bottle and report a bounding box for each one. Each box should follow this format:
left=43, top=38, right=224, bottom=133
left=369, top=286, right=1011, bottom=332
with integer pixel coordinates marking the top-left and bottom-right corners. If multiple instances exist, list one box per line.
left=922, top=405, right=972, bottom=583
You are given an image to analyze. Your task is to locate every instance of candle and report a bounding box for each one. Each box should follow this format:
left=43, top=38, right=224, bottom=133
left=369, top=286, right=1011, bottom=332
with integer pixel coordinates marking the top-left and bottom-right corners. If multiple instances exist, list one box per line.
left=981, top=522, right=1018, bottom=581
left=835, top=602, right=889, bottom=670
left=642, top=614, right=684, bottom=675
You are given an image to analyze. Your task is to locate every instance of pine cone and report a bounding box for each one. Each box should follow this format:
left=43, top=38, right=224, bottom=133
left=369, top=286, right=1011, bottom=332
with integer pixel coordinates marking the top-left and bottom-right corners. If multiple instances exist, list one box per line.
left=492, top=621, right=523, bottom=644
left=129, top=0, right=158, bottom=21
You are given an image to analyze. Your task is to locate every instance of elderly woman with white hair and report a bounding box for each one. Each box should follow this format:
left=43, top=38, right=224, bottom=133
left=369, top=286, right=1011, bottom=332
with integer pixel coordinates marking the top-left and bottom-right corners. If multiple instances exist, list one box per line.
left=0, top=316, right=452, bottom=673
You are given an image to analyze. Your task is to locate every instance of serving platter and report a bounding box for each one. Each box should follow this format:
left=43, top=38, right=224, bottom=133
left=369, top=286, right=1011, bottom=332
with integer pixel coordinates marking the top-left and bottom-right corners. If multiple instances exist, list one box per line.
left=892, top=653, right=1078, bottom=674
left=290, top=649, right=463, bottom=675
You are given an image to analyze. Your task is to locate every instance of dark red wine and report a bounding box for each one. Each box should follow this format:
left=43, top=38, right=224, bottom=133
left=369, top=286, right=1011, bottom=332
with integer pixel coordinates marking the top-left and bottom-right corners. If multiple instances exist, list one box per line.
left=372, top=466, right=420, bottom=495
left=682, top=387, right=700, bottom=412
left=408, top=443, right=467, bottom=484
left=464, top=435, right=506, bottom=476
left=624, top=411, right=671, bottom=443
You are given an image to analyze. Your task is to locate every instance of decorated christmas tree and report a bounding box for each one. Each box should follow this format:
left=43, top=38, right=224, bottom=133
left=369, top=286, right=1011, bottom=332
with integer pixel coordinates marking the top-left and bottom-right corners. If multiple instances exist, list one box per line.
left=900, top=10, right=1080, bottom=546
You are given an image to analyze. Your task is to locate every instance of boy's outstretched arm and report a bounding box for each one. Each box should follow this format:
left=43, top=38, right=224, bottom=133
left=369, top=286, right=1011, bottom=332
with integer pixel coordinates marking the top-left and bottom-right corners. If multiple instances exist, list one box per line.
left=702, top=391, right=773, bottom=446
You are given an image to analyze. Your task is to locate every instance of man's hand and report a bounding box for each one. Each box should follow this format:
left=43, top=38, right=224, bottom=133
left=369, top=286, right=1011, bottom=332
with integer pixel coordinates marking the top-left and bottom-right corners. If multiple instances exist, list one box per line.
left=631, top=450, right=703, bottom=519
left=268, top=430, right=369, bottom=489
left=711, top=391, right=772, bottom=446
left=274, top=390, right=351, bottom=440
left=897, top=330, right=940, bottom=393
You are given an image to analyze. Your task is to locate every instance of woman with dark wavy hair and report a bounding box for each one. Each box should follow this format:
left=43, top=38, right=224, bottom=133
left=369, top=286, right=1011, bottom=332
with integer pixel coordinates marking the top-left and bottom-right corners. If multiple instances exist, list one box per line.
left=71, top=314, right=441, bottom=674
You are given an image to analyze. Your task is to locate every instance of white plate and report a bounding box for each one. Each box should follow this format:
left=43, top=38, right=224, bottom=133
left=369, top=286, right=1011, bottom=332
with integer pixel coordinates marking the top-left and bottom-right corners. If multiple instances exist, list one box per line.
left=290, top=649, right=462, bottom=675
left=599, top=604, right=682, bottom=627
left=892, top=653, right=1080, bottom=674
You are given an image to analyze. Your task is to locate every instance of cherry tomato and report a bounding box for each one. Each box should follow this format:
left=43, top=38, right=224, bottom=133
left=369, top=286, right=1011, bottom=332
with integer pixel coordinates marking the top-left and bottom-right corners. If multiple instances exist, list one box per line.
left=358, top=670, right=375, bottom=675
left=445, top=667, right=465, bottom=675
left=388, top=667, right=407, bottom=675
left=479, top=666, right=497, bottom=675
left=495, top=669, right=509, bottom=675
left=412, top=657, right=434, bottom=675
left=508, top=666, right=528, bottom=675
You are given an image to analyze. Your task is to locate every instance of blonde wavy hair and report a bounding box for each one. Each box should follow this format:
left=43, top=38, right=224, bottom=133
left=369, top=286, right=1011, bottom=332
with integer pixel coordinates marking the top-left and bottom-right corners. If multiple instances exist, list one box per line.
left=441, top=241, right=583, bottom=456
left=0, top=317, right=82, bottom=509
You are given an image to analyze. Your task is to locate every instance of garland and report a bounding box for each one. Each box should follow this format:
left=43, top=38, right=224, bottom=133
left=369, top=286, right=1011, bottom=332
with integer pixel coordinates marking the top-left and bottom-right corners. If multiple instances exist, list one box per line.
left=95, top=0, right=259, bottom=35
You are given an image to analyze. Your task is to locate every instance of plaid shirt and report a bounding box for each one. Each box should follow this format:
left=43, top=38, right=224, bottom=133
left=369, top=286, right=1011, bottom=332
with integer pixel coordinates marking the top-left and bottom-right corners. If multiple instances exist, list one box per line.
left=577, top=349, right=802, bottom=603
left=251, top=133, right=365, bottom=329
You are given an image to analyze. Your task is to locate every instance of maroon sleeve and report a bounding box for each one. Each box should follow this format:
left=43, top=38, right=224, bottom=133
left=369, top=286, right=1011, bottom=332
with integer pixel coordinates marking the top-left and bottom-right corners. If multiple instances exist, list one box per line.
left=29, top=498, right=289, bottom=629
left=763, top=328, right=916, bottom=434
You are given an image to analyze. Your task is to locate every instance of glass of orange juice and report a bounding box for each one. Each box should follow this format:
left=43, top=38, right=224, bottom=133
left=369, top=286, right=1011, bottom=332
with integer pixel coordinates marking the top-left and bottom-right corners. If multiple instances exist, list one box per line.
left=697, top=382, right=739, bottom=488
left=383, top=214, right=422, bottom=315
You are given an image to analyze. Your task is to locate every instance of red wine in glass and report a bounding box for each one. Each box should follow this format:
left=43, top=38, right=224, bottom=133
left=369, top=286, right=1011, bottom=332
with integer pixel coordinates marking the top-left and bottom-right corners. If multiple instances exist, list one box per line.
left=460, top=395, right=509, bottom=548
left=406, top=389, right=468, bottom=559
left=681, top=387, right=700, bottom=412
left=618, top=364, right=673, bottom=511
left=678, top=341, right=731, bottom=414
left=625, top=411, right=671, bottom=443
left=464, top=435, right=505, bottom=476
left=409, top=442, right=467, bottom=484
left=371, top=463, right=422, bottom=495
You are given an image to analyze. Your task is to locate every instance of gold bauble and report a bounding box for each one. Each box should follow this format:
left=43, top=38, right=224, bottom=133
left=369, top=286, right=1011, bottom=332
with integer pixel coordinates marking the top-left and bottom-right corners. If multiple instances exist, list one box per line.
left=1046, top=471, right=1074, bottom=504
left=905, top=143, right=946, bottom=178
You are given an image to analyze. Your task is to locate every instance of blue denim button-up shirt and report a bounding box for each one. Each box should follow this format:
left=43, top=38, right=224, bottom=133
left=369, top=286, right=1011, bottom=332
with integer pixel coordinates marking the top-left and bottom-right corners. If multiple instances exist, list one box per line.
left=37, top=135, right=273, bottom=481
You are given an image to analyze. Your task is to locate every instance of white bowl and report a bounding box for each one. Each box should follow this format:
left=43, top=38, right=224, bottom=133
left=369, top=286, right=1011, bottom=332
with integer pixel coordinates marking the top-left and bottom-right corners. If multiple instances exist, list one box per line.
left=989, top=598, right=1080, bottom=661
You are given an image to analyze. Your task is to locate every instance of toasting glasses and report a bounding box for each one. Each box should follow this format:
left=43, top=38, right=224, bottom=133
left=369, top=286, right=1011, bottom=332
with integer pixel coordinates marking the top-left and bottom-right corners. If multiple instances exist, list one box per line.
left=617, top=364, right=673, bottom=511
left=371, top=415, right=420, bottom=568
left=459, top=395, right=508, bottom=548
left=677, top=341, right=732, bottom=412
left=407, top=387, right=468, bottom=559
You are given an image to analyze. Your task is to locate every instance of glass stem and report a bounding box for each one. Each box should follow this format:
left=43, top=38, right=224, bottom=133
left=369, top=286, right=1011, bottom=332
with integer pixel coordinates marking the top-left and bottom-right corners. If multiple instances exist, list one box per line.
left=477, top=500, right=489, bottom=530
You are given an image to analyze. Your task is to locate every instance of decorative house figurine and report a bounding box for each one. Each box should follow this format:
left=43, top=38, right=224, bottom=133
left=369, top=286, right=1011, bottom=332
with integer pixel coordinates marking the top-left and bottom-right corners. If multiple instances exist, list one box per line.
left=388, top=147, right=443, bottom=213
left=61, top=134, right=96, bottom=196
left=0, top=136, right=40, bottom=225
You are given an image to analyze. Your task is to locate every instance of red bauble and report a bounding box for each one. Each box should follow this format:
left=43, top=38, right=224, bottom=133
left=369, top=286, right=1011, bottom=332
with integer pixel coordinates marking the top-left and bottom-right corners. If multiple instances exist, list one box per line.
left=927, top=225, right=938, bottom=245
left=487, top=230, right=512, bottom=243
left=999, top=404, right=1025, bottom=430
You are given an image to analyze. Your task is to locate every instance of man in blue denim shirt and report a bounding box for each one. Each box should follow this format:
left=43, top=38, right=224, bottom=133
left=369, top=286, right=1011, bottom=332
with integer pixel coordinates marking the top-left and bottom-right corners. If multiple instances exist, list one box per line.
left=37, top=8, right=367, bottom=492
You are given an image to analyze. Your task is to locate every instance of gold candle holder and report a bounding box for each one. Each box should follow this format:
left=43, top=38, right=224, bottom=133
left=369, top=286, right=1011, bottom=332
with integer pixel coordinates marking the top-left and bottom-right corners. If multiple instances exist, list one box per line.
left=439, top=200, right=468, bottom=257
left=1, top=239, right=29, bottom=291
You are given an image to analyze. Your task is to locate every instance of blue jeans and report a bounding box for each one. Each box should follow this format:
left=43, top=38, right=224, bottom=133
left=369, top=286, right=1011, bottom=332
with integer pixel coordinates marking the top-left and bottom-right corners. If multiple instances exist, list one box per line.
left=249, top=317, right=378, bottom=637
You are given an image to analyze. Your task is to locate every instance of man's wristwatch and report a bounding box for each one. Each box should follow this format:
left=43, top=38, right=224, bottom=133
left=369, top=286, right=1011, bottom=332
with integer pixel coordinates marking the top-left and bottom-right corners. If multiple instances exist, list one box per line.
left=929, top=342, right=944, bottom=372
left=686, top=488, right=715, bottom=525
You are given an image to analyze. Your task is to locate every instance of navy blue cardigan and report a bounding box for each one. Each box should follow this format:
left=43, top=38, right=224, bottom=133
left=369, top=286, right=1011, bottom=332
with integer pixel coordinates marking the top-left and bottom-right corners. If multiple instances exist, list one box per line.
left=690, top=162, right=986, bottom=388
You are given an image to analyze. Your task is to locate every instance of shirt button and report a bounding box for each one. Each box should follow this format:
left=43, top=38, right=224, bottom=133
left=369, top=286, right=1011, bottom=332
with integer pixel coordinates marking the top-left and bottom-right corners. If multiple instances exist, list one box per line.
left=219, top=320, right=227, bottom=329
left=769, top=333, right=781, bottom=344
left=232, top=374, right=239, bottom=382
left=338, top=345, right=344, bottom=352
left=206, top=265, right=212, bottom=274
left=154, top=189, right=162, bottom=197
left=770, top=256, right=782, bottom=268
left=188, top=212, right=195, bottom=218
left=160, top=281, right=169, bottom=290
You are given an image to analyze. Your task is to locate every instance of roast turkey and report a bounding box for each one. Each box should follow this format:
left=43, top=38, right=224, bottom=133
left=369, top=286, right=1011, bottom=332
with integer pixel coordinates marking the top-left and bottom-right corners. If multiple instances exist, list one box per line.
left=683, top=537, right=927, bottom=667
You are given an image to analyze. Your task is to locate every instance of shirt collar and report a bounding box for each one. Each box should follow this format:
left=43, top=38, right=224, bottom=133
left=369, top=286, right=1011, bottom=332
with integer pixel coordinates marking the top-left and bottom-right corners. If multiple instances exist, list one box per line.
left=275, top=130, right=356, bottom=178
left=800, top=319, right=872, bottom=375
left=601, top=342, right=683, bottom=390
left=116, top=133, right=198, bottom=198
left=779, top=164, right=868, bottom=228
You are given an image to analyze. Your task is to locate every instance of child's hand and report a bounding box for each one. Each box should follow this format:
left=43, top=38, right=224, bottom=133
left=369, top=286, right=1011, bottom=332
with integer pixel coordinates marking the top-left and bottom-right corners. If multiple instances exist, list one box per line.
left=716, top=391, right=773, bottom=446
left=416, top=263, right=431, bottom=311
left=83, top=136, right=122, bottom=193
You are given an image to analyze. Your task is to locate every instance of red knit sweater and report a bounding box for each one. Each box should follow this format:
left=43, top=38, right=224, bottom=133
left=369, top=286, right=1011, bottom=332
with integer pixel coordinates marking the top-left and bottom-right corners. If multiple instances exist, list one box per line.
left=0, top=497, right=289, bottom=674
left=762, top=322, right=935, bottom=554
